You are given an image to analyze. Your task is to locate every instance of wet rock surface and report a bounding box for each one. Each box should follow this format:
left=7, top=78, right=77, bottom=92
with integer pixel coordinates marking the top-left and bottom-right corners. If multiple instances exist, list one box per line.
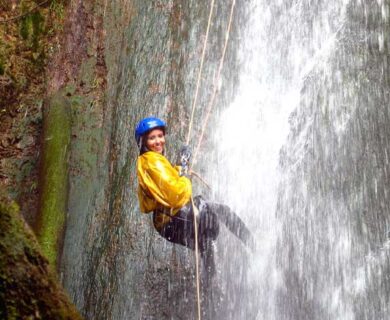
left=60, top=0, right=246, bottom=319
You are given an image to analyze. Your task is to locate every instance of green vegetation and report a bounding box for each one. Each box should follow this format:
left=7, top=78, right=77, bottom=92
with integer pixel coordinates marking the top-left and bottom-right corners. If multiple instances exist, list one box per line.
left=0, top=55, right=4, bottom=75
left=36, top=92, right=71, bottom=267
left=20, top=10, right=44, bottom=50
left=0, top=0, right=67, bottom=226
left=50, top=0, right=65, bottom=28
left=0, top=0, right=66, bottom=100
left=0, top=195, right=83, bottom=319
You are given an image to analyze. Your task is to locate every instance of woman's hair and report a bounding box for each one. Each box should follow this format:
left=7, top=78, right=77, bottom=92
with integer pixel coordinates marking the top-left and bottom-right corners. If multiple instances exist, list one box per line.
left=139, top=126, right=165, bottom=155
left=139, top=137, right=148, bottom=155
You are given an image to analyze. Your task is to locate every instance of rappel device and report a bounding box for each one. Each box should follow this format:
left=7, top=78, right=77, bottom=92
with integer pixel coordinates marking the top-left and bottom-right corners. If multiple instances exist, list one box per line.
left=179, top=145, right=192, bottom=176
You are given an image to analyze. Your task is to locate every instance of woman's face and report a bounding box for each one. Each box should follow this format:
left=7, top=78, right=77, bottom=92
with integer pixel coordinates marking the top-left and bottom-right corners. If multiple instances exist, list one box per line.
left=145, top=128, right=165, bottom=153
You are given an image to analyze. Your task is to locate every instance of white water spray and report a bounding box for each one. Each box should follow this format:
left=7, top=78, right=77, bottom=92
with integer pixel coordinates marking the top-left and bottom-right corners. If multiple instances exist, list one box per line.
left=206, top=0, right=387, bottom=319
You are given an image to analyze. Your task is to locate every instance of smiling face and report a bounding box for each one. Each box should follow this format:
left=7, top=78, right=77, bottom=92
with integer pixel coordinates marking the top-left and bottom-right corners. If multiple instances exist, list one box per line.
left=145, top=128, right=165, bottom=154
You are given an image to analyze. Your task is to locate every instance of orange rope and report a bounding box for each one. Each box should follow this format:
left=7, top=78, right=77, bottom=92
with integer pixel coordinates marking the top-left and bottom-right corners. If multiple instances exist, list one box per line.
left=186, top=1, right=236, bottom=319
left=191, top=196, right=202, bottom=320
left=186, top=0, right=216, bottom=146
left=192, top=0, right=236, bottom=166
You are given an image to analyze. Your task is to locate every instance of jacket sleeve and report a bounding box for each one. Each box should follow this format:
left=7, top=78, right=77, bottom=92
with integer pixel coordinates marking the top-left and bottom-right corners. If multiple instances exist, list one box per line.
left=143, top=156, right=192, bottom=209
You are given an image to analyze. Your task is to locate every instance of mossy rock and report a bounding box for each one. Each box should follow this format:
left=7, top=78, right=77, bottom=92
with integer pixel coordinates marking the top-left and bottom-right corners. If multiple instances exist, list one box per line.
left=36, top=92, right=71, bottom=267
left=0, top=195, right=83, bottom=319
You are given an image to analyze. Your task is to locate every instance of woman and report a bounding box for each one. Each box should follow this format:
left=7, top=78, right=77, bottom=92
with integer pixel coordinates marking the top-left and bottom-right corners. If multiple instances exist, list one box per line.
left=135, top=117, right=253, bottom=273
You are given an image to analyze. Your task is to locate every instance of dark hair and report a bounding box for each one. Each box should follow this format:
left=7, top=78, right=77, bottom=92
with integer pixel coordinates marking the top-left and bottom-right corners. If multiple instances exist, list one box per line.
left=139, top=126, right=165, bottom=155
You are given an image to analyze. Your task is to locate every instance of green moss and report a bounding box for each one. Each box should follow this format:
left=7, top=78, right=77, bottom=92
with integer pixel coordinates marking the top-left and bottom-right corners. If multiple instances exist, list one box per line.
left=19, top=9, right=44, bottom=50
left=0, top=0, right=70, bottom=225
left=0, top=196, right=83, bottom=319
left=20, top=15, right=32, bottom=40
left=37, top=91, right=71, bottom=267
left=64, top=83, right=77, bottom=96
left=31, top=11, right=44, bottom=50
left=50, top=0, right=65, bottom=22
left=0, top=58, right=4, bottom=75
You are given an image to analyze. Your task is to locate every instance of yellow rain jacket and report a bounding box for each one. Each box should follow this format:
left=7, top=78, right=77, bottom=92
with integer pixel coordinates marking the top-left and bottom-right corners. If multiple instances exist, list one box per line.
left=137, top=151, right=192, bottom=230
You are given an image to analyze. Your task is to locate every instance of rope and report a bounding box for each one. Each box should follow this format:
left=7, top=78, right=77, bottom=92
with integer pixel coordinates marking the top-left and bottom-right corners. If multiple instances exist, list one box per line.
left=185, top=1, right=236, bottom=319
left=186, top=0, right=216, bottom=146
left=191, top=170, right=212, bottom=190
left=186, top=1, right=217, bottom=319
left=191, top=196, right=202, bottom=320
left=192, top=0, right=236, bottom=165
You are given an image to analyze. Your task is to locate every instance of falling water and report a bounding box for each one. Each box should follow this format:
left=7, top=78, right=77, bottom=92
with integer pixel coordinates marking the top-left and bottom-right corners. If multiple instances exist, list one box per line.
left=210, top=0, right=390, bottom=319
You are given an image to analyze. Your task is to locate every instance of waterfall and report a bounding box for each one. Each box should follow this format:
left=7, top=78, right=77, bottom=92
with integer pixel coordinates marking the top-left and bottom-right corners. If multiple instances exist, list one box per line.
left=60, top=0, right=390, bottom=319
left=210, top=0, right=390, bottom=319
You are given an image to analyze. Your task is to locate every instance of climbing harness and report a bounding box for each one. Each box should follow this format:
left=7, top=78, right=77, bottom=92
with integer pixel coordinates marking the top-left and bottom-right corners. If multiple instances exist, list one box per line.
left=185, top=0, right=236, bottom=319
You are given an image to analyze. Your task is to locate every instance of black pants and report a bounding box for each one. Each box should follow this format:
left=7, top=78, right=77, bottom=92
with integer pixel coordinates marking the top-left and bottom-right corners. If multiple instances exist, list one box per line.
left=154, top=195, right=252, bottom=253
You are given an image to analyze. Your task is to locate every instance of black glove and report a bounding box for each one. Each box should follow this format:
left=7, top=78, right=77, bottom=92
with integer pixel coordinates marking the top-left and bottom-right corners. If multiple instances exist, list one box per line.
left=179, top=145, right=192, bottom=176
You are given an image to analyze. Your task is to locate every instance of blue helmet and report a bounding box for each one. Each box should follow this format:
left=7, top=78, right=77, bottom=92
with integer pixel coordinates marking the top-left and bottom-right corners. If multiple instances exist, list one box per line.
left=135, top=117, right=166, bottom=145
